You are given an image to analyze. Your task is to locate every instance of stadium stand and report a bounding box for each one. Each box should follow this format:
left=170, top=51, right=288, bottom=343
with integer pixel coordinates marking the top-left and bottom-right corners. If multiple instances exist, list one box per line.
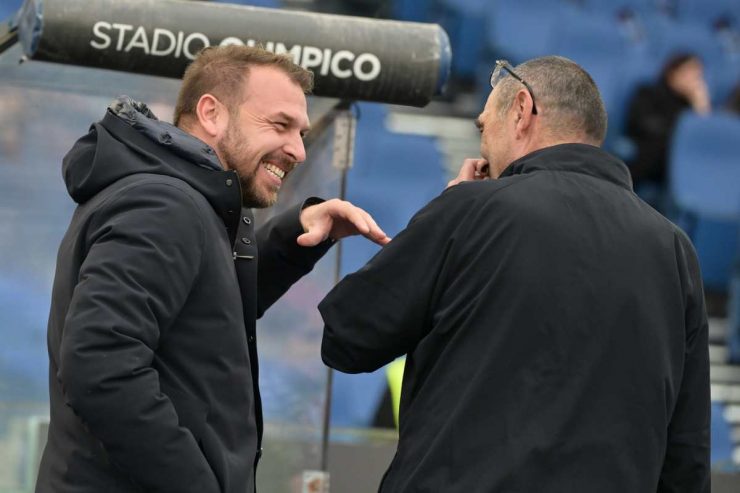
left=669, top=112, right=740, bottom=291
left=0, top=0, right=739, bottom=488
left=369, top=0, right=740, bottom=476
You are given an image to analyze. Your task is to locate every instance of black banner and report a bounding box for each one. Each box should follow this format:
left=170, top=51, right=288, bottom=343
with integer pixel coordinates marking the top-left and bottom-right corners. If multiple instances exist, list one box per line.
left=16, top=0, right=451, bottom=107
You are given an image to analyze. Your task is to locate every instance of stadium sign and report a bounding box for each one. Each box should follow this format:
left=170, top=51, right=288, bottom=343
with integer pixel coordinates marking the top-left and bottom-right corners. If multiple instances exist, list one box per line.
left=15, top=0, right=451, bottom=107
left=89, top=22, right=383, bottom=82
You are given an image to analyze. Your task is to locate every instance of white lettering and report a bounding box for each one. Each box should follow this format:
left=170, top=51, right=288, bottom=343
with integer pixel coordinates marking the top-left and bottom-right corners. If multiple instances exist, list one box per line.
left=151, top=28, right=176, bottom=56
left=183, top=32, right=210, bottom=59
left=274, top=43, right=302, bottom=65
left=219, top=37, right=245, bottom=47
left=90, top=21, right=112, bottom=50
left=111, top=23, right=133, bottom=51
left=124, top=26, right=150, bottom=53
left=87, top=23, right=384, bottom=82
left=301, top=46, right=323, bottom=70
left=331, top=50, right=354, bottom=79
left=353, top=53, right=381, bottom=81
left=175, top=31, right=184, bottom=58
left=321, top=48, right=332, bottom=76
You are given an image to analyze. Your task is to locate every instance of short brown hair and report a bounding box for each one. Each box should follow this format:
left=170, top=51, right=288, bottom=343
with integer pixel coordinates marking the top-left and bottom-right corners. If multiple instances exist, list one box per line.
left=173, top=45, right=314, bottom=127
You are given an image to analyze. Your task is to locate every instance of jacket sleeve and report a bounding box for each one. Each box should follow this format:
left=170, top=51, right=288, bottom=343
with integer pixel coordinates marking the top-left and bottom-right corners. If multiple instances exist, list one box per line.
left=319, top=185, right=474, bottom=374
left=59, top=182, right=221, bottom=493
left=255, top=199, right=333, bottom=318
left=657, top=231, right=711, bottom=492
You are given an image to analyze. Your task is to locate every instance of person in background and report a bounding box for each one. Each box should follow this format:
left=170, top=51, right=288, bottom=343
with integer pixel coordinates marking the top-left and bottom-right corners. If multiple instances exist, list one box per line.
left=625, top=52, right=710, bottom=213
left=726, top=81, right=740, bottom=114
left=36, top=45, right=389, bottom=493
left=320, top=56, right=710, bottom=492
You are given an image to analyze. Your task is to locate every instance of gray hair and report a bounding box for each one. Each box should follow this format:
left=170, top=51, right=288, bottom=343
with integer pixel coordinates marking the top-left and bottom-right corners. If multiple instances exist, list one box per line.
left=495, top=56, right=607, bottom=144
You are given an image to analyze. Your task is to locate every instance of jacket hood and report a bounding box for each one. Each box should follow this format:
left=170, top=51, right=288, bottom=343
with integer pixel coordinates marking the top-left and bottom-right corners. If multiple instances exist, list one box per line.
left=62, top=96, right=239, bottom=211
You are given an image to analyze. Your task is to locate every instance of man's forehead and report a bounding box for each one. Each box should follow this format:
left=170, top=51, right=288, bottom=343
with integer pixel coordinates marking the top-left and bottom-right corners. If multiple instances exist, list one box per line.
left=241, top=69, right=309, bottom=122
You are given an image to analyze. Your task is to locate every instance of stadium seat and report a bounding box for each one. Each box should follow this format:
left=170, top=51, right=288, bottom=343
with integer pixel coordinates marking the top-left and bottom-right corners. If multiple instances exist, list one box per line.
left=486, top=0, right=566, bottom=64
left=549, top=9, right=651, bottom=151
left=669, top=112, right=740, bottom=219
left=711, top=402, right=735, bottom=465
left=392, top=0, right=437, bottom=22
left=642, top=14, right=725, bottom=68
left=435, top=0, right=489, bottom=79
left=705, top=59, right=740, bottom=108
left=0, top=0, right=22, bottom=20
left=582, top=0, right=661, bottom=19
left=331, top=103, right=447, bottom=427
left=669, top=112, right=740, bottom=291
left=675, top=0, right=739, bottom=26
left=551, top=8, right=635, bottom=62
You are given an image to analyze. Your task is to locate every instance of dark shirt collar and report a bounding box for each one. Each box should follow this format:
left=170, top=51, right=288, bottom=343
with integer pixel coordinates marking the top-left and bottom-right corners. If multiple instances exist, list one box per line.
left=499, top=143, right=633, bottom=190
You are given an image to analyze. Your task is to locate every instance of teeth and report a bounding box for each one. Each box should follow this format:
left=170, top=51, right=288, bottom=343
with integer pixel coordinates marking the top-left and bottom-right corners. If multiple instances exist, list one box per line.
left=263, top=163, right=285, bottom=179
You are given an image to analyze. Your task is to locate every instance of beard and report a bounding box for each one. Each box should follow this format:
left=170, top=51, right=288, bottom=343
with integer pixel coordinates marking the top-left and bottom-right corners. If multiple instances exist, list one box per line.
left=217, top=122, right=278, bottom=209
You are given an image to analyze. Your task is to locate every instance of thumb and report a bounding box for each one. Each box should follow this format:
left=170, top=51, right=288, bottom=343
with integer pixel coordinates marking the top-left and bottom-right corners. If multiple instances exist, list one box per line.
left=297, top=230, right=326, bottom=247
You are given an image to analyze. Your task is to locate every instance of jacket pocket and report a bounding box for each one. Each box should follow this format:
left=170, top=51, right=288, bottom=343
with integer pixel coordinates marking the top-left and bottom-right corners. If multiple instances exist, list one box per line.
left=164, top=388, right=227, bottom=492
left=165, top=388, right=209, bottom=439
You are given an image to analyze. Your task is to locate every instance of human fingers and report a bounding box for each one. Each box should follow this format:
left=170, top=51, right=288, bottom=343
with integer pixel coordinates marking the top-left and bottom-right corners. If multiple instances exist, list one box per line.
left=357, top=208, right=391, bottom=245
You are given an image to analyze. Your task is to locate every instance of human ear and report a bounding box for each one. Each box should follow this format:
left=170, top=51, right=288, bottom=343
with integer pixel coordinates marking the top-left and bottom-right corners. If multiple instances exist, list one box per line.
left=514, top=89, right=535, bottom=135
left=195, top=94, right=228, bottom=138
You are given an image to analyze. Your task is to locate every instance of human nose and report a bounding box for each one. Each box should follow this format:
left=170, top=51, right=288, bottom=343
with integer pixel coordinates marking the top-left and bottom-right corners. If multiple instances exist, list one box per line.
left=285, top=132, right=306, bottom=164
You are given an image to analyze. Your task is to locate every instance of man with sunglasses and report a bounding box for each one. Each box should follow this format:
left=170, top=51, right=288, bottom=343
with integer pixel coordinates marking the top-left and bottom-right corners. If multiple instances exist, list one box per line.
left=320, top=56, right=709, bottom=492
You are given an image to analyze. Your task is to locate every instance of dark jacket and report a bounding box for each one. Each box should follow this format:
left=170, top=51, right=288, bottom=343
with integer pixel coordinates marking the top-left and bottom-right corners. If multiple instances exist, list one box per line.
left=320, top=144, right=710, bottom=492
left=625, top=82, right=691, bottom=186
left=36, top=98, right=331, bottom=493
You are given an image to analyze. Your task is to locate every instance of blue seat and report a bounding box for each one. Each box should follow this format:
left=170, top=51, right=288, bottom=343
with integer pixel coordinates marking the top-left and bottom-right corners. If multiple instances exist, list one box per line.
left=551, top=9, right=635, bottom=62
left=486, top=0, right=566, bottom=64
left=669, top=112, right=740, bottom=291
left=711, top=402, right=735, bottom=466
left=670, top=112, right=740, bottom=219
left=675, top=0, right=739, bottom=26
left=436, top=0, right=489, bottom=79
left=393, top=0, right=437, bottom=22
left=549, top=9, right=651, bottom=151
left=705, top=58, right=740, bottom=108
left=0, top=278, right=49, bottom=402
left=689, top=218, right=739, bottom=291
left=642, top=15, right=725, bottom=68
left=0, top=0, right=22, bottom=20
left=331, top=103, right=447, bottom=427
left=582, top=0, right=663, bottom=19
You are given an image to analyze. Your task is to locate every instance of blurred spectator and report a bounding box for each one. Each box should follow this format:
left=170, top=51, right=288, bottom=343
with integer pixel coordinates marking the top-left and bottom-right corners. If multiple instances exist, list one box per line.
left=727, top=81, right=740, bottom=113
left=625, top=53, right=710, bottom=212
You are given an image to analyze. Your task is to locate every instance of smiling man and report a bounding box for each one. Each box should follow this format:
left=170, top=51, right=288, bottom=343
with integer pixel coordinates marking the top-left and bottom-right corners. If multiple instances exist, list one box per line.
left=36, top=46, right=388, bottom=493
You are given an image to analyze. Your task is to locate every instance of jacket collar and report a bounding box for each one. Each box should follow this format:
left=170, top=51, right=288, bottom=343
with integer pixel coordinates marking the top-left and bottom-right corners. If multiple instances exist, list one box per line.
left=98, top=99, right=242, bottom=244
left=499, top=143, right=633, bottom=191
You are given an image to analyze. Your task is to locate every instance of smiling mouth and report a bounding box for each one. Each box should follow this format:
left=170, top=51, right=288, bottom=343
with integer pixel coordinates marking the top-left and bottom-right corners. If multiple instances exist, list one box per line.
left=263, top=162, right=286, bottom=180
